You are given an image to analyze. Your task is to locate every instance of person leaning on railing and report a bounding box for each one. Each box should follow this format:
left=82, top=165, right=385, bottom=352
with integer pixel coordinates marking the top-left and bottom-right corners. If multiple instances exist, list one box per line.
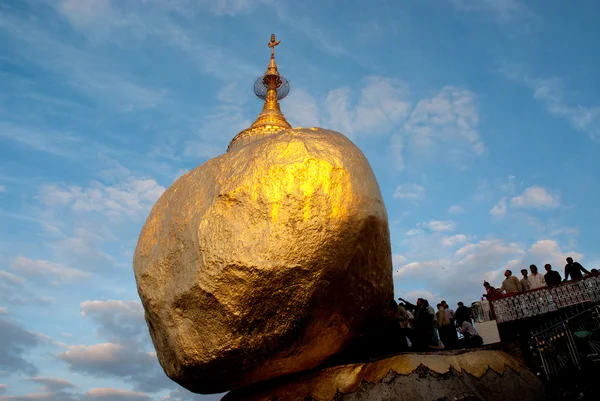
left=544, top=264, right=562, bottom=286
left=527, top=264, right=546, bottom=289
left=498, top=270, right=523, bottom=294
left=564, top=257, right=590, bottom=281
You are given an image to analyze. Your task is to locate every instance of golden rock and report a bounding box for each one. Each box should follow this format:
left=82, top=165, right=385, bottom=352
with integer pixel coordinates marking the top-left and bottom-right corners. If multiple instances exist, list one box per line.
left=133, top=34, right=394, bottom=394
left=133, top=127, right=394, bottom=394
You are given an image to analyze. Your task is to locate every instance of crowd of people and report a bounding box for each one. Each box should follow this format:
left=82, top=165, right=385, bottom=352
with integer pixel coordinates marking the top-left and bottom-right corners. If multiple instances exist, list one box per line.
left=365, top=257, right=594, bottom=358
left=378, top=297, right=483, bottom=353
left=483, top=257, right=596, bottom=300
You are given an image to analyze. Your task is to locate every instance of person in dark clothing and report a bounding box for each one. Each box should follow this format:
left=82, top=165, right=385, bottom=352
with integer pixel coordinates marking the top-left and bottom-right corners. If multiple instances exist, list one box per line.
left=398, top=297, right=434, bottom=351
left=455, top=302, right=472, bottom=324
left=544, top=263, right=562, bottom=286
left=372, top=300, right=408, bottom=356
left=564, top=257, right=590, bottom=281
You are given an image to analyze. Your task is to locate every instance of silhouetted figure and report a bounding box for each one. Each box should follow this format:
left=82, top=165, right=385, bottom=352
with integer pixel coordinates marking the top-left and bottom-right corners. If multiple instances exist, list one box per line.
left=564, top=257, right=590, bottom=281
left=544, top=264, right=562, bottom=286
left=398, top=297, right=434, bottom=350
left=455, top=302, right=472, bottom=324
left=371, top=300, right=408, bottom=356
left=520, top=269, right=530, bottom=291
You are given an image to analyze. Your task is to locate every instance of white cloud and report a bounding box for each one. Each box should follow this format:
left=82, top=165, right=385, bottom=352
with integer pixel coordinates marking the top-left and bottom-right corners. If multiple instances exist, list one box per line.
left=85, top=387, right=152, bottom=400
left=393, top=183, right=425, bottom=201
left=36, top=297, right=56, bottom=305
left=403, top=86, right=484, bottom=160
left=58, top=0, right=117, bottom=41
left=10, top=257, right=91, bottom=284
left=0, top=185, right=5, bottom=192
left=323, top=76, right=411, bottom=137
left=285, top=88, right=321, bottom=127
left=81, top=300, right=146, bottom=341
left=419, top=220, right=457, bottom=233
left=452, top=0, right=531, bottom=23
left=39, top=178, right=165, bottom=218
left=441, top=234, right=468, bottom=247
left=510, top=186, right=559, bottom=209
left=405, top=228, right=424, bottom=236
left=501, top=71, right=600, bottom=142
left=403, top=289, right=436, bottom=302
left=490, top=197, right=507, bottom=219
left=26, top=377, right=78, bottom=393
left=390, top=134, right=404, bottom=171
left=0, top=270, right=25, bottom=285
left=528, top=239, right=583, bottom=271
left=392, top=254, right=407, bottom=266
left=394, top=237, right=528, bottom=302
left=448, top=205, right=465, bottom=215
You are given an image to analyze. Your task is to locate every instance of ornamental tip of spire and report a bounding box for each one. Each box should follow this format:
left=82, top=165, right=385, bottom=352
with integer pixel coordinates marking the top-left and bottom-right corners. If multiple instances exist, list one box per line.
left=227, top=34, right=292, bottom=152
left=266, top=33, right=281, bottom=76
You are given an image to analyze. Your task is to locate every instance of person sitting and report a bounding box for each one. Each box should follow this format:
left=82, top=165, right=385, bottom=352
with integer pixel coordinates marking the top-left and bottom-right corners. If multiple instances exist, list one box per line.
left=457, top=319, right=484, bottom=348
left=544, top=264, right=562, bottom=286
left=564, top=257, right=590, bottom=281
left=527, top=264, right=546, bottom=289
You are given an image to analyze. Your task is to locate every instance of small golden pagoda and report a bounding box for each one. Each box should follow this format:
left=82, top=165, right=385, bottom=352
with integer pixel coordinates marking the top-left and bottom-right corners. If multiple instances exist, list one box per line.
left=227, top=34, right=292, bottom=151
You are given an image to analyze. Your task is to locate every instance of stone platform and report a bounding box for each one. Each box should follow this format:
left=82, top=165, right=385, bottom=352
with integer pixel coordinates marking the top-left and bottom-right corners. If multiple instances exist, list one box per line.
left=223, top=349, right=546, bottom=401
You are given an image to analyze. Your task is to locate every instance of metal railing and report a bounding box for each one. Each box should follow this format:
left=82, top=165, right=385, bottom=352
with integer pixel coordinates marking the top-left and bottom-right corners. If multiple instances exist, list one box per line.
left=531, top=305, right=600, bottom=378
left=472, top=275, right=600, bottom=324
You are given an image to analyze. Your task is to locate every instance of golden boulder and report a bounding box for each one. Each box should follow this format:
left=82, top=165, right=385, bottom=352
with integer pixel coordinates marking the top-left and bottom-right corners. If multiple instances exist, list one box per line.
left=133, top=127, right=393, bottom=393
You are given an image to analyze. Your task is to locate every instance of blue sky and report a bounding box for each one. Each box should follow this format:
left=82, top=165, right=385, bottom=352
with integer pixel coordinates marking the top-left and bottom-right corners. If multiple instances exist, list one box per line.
left=1, top=0, right=599, bottom=399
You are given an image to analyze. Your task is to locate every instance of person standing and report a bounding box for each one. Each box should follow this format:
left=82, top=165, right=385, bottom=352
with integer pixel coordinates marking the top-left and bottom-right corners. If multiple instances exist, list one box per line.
left=436, top=303, right=455, bottom=349
left=527, top=265, right=546, bottom=289
left=544, top=264, right=562, bottom=286
left=441, top=300, right=456, bottom=325
left=520, top=269, right=531, bottom=291
left=455, top=302, right=472, bottom=324
left=564, top=257, right=590, bottom=281
left=498, top=270, right=523, bottom=294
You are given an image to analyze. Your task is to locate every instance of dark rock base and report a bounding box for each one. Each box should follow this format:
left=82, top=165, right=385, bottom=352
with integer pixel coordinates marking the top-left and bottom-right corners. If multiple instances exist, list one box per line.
left=224, top=349, right=546, bottom=401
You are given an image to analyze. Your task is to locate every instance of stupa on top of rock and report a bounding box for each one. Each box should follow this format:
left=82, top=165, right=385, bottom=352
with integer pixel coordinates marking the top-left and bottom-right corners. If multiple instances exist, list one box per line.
left=133, top=34, right=394, bottom=394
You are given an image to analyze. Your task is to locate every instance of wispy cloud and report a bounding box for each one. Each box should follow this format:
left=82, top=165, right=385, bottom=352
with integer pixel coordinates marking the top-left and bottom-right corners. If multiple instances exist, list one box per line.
left=418, top=220, right=457, bottom=233
left=393, top=183, right=425, bottom=201
left=502, top=69, right=600, bottom=142
left=39, top=178, right=165, bottom=219
left=10, top=257, right=92, bottom=284
left=510, top=186, right=560, bottom=209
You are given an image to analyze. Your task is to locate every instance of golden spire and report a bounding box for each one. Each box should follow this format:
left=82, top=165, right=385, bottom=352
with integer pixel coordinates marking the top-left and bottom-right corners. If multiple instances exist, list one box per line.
left=227, top=34, right=292, bottom=152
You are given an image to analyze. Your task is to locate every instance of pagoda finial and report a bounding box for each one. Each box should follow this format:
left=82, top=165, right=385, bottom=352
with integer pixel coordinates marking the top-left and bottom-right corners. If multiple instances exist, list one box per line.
left=268, top=33, right=280, bottom=58
left=227, top=34, right=292, bottom=152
